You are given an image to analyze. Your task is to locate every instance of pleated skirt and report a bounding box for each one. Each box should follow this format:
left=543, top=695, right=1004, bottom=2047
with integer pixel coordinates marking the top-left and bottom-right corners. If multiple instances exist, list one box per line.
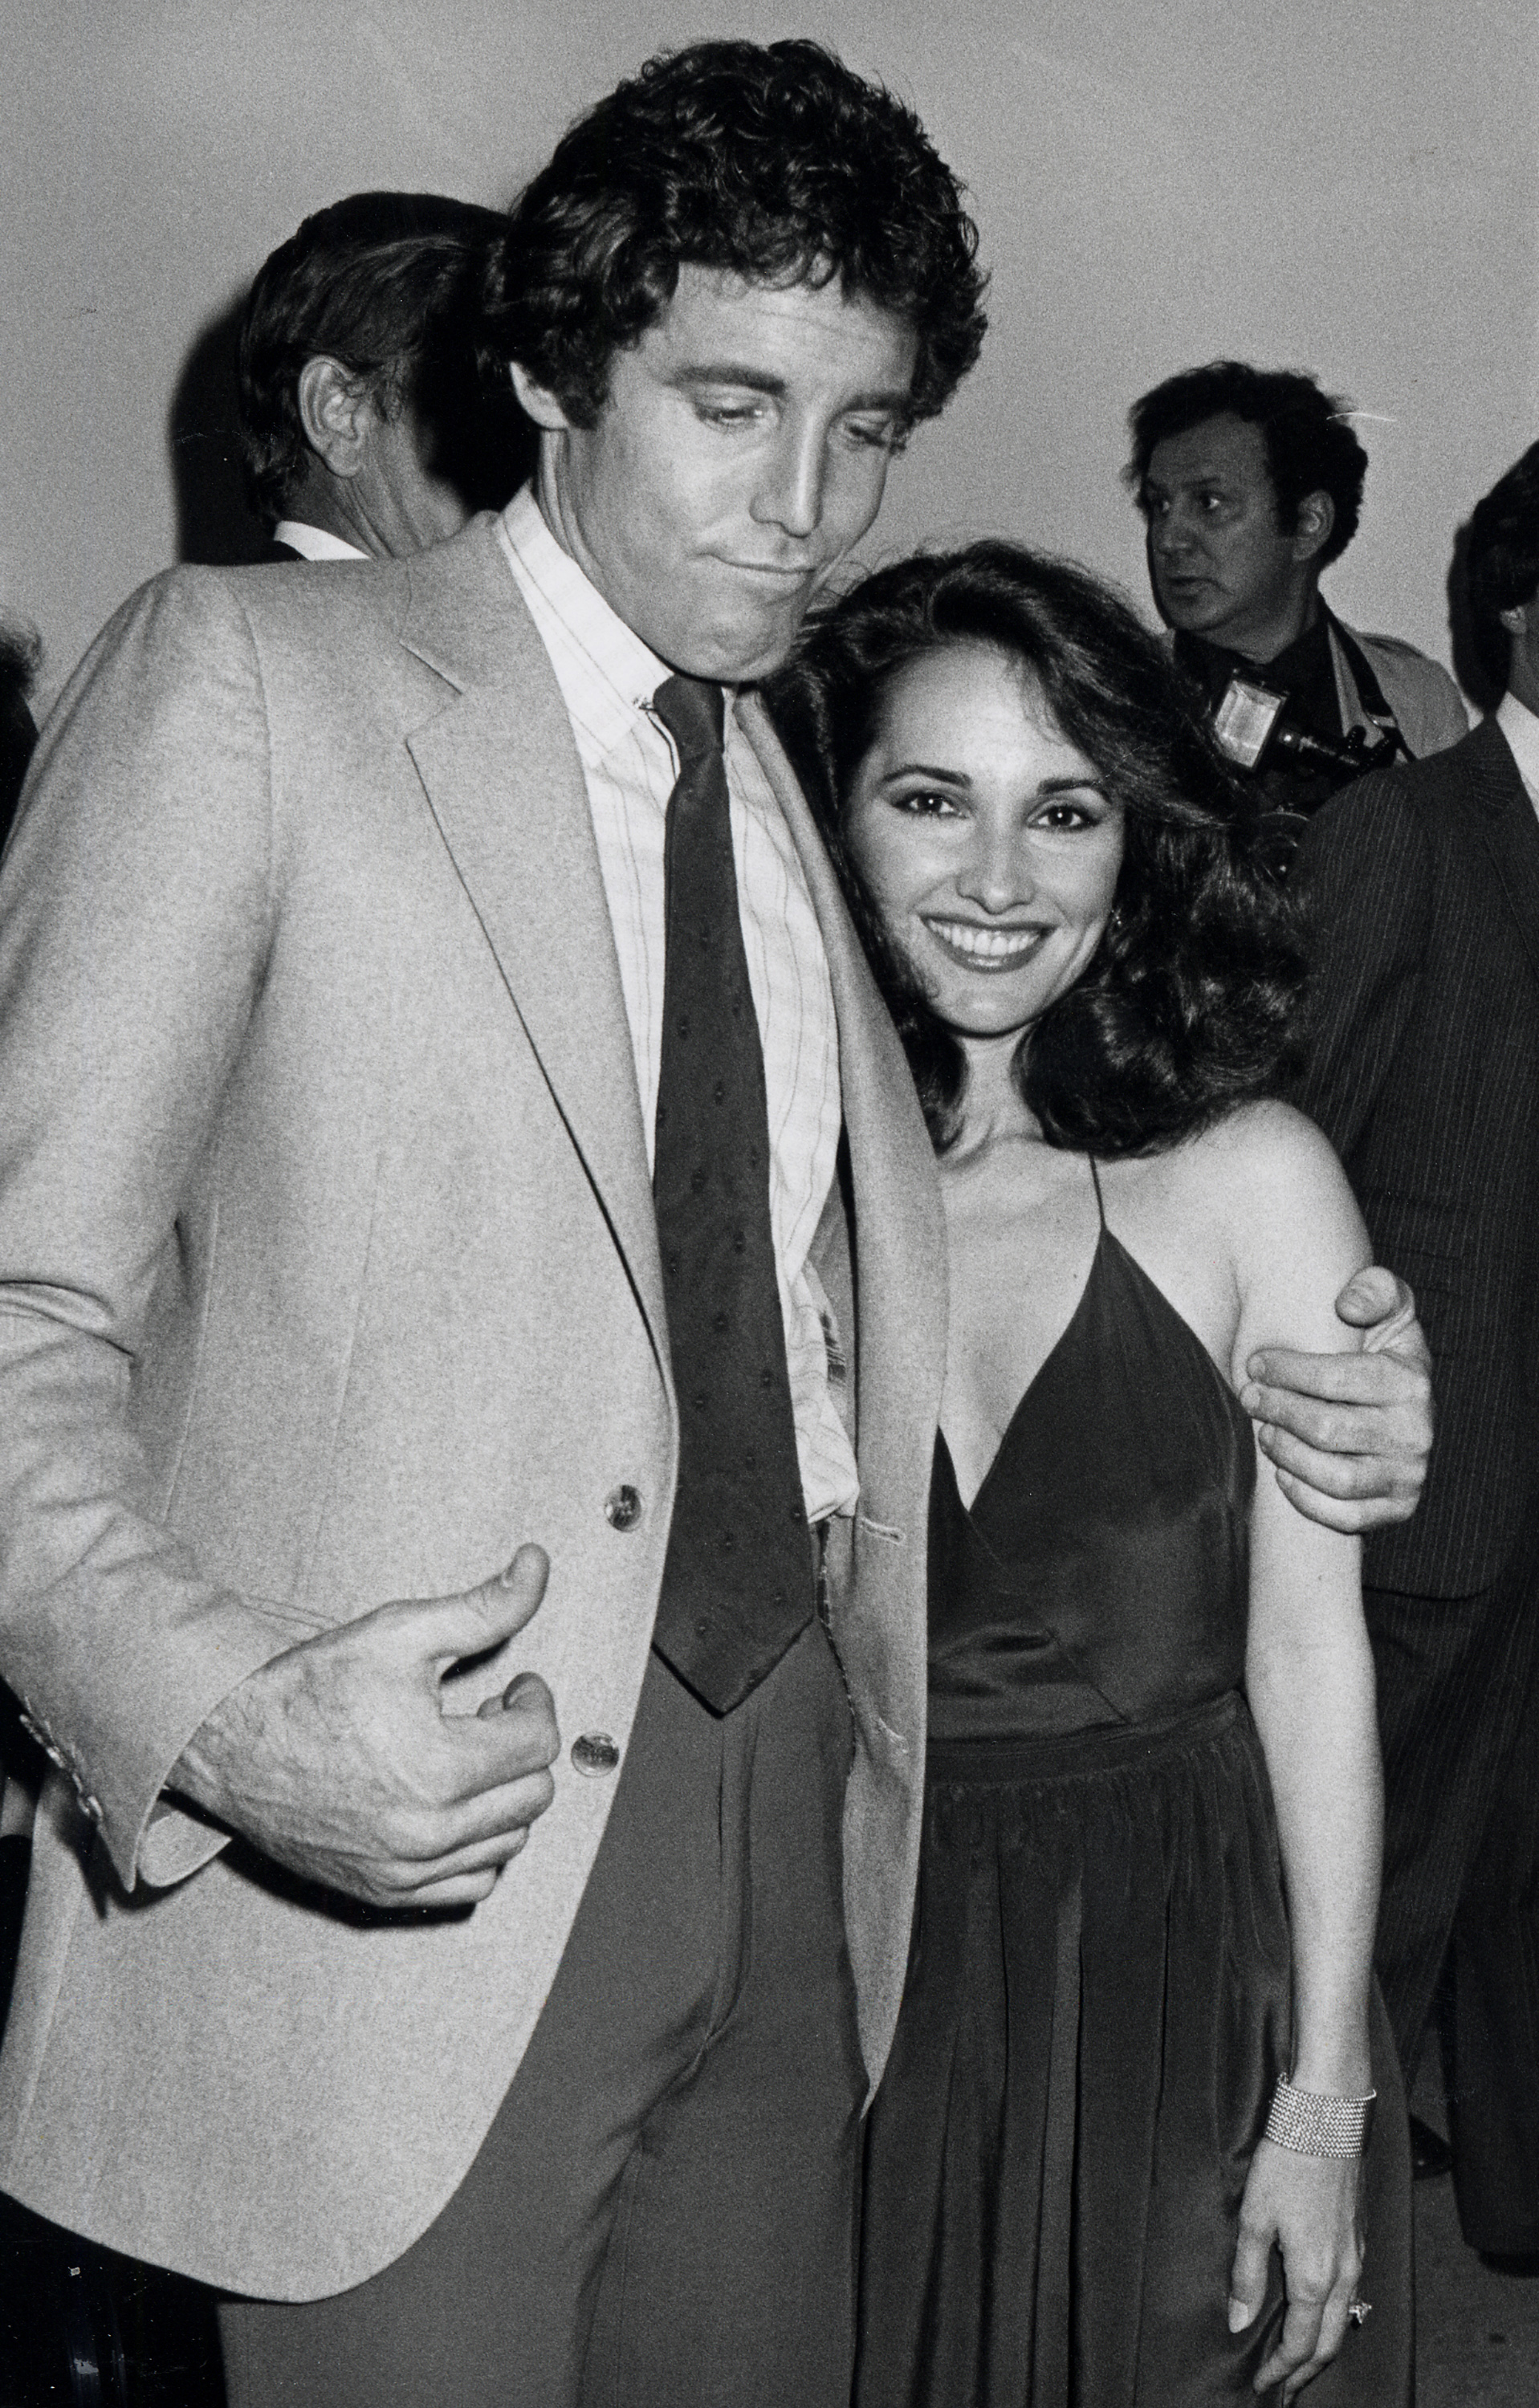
left=854, top=1692, right=1411, bottom=2407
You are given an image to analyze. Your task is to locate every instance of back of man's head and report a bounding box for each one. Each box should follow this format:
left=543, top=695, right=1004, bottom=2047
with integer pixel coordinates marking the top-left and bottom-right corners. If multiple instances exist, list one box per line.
left=237, top=191, right=514, bottom=520
left=1466, top=441, right=1539, bottom=685
left=1126, top=360, right=1367, bottom=567
left=481, top=39, right=987, bottom=431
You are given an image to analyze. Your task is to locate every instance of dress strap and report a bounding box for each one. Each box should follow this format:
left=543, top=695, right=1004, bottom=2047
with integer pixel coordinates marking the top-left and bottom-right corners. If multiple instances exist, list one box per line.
left=1088, top=1153, right=1106, bottom=1227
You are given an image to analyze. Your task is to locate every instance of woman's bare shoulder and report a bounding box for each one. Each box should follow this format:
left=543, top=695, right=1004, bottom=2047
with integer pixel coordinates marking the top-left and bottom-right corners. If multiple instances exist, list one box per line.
left=1154, top=1103, right=1369, bottom=1354
left=1171, top=1099, right=1354, bottom=1211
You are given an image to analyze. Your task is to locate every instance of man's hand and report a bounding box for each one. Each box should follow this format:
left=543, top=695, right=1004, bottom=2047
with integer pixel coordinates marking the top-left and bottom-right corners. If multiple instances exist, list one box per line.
left=1240, top=1267, right=1432, bottom=1535
left=171, top=1544, right=560, bottom=1910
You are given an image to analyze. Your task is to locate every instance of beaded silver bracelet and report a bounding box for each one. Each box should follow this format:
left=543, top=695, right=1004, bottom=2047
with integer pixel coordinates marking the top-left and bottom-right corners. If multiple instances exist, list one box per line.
left=1264, top=2078, right=1376, bottom=2158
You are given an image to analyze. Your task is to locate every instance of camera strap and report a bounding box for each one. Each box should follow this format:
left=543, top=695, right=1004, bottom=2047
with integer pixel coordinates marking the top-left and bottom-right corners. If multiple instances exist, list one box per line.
left=1326, top=613, right=1412, bottom=762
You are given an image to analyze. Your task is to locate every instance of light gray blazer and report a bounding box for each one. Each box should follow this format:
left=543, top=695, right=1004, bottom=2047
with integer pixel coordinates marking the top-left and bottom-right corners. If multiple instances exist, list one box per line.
left=0, top=517, right=946, bottom=2299
left=1328, top=616, right=1468, bottom=760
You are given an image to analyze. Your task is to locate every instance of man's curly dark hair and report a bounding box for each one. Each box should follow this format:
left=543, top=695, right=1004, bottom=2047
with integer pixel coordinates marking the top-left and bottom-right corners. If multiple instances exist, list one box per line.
left=1126, top=362, right=1367, bottom=569
left=482, top=39, right=987, bottom=429
left=767, top=542, right=1309, bottom=1160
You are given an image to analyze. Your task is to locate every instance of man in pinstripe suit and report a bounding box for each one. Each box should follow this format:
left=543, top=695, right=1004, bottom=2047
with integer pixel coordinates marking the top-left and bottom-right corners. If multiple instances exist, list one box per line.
left=1291, top=441, right=1539, bottom=2257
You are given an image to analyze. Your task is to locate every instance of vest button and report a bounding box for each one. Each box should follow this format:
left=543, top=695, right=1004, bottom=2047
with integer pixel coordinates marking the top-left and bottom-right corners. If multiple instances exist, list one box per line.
left=605, top=1484, right=643, bottom=1531
left=571, top=1732, right=621, bottom=1778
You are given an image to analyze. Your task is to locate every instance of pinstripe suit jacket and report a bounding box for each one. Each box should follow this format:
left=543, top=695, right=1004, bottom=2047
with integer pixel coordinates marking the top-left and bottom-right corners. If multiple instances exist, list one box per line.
left=1291, top=716, right=1539, bottom=1598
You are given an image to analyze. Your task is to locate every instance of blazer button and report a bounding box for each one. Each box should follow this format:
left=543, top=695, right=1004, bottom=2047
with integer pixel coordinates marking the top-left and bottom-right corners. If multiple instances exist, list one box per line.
left=571, top=1732, right=621, bottom=1778
left=605, top=1485, right=643, bottom=1531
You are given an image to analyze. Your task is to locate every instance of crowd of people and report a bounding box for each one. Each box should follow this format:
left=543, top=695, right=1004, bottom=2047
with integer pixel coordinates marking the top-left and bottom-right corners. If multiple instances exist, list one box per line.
left=0, top=34, right=1533, bottom=2408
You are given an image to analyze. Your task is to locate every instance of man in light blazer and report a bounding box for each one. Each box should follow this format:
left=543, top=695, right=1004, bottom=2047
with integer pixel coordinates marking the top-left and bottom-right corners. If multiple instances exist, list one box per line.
left=1292, top=440, right=1539, bottom=2256
left=0, top=41, right=1433, bottom=2408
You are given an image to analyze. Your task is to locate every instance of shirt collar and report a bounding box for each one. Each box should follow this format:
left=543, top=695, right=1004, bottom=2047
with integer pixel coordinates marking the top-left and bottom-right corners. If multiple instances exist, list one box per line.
left=1496, top=689, right=1539, bottom=806
left=499, top=485, right=673, bottom=758
left=272, top=519, right=370, bottom=563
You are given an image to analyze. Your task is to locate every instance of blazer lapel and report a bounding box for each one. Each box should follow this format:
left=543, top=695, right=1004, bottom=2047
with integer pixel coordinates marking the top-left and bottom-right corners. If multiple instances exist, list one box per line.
left=392, top=533, right=948, bottom=1443
left=397, top=523, right=668, bottom=1365
left=1468, top=718, right=1539, bottom=990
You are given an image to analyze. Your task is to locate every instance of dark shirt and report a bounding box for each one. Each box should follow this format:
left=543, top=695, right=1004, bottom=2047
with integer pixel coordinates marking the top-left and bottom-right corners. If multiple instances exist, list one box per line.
left=1175, top=612, right=1346, bottom=822
left=1177, top=611, right=1343, bottom=734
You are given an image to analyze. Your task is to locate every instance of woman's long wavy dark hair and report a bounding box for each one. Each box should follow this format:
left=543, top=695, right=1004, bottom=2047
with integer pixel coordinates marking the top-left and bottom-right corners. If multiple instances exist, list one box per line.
left=767, top=541, right=1309, bottom=1157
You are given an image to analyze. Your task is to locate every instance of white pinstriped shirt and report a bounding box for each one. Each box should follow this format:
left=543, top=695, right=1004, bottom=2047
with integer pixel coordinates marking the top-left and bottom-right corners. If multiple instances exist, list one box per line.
left=498, top=487, right=858, bottom=1523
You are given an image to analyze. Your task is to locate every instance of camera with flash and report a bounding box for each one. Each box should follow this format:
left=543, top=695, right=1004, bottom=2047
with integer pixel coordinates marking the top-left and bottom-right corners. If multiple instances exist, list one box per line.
left=1211, top=676, right=1398, bottom=779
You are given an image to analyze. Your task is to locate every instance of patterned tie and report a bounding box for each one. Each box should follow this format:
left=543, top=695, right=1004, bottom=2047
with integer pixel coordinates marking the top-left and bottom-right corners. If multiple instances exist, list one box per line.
left=647, top=674, right=812, bottom=1714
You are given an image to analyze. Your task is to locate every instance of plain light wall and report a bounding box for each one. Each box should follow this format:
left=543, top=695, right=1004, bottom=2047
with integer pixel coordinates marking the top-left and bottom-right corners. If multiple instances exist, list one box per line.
left=3, top=0, right=1537, bottom=702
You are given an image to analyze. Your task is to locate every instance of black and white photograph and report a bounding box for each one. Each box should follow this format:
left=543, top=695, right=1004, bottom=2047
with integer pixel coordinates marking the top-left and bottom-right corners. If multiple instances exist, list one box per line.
left=0, top=5, right=1536, bottom=2402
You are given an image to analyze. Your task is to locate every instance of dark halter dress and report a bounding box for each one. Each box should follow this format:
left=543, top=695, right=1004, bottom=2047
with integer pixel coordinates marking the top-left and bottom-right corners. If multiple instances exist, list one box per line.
left=855, top=1162, right=1411, bottom=2408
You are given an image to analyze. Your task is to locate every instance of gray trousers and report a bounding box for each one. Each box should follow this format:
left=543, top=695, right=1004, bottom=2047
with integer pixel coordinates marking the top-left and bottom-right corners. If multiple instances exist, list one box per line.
left=220, top=1618, right=865, bottom=2407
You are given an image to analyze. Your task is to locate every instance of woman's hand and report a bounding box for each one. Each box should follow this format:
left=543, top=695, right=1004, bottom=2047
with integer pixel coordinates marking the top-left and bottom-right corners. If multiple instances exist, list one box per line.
left=1228, top=2138, right=1364, bottom=2399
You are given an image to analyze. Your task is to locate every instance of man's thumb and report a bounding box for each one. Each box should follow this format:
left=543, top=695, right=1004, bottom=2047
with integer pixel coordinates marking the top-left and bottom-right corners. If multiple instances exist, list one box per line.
left=487, top=1542, right=552, bottom=1633
left=425, top=1543, right=552, bottom=1666
left=1334, top=1263, right=1409, bottom=1333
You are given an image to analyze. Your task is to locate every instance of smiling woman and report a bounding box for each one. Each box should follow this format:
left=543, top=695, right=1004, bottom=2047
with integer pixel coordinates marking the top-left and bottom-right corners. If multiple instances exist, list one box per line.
left=772, top=540, right=1307, bottom=1154
left=840, top=641, right=1125, bottom=1037
left=767, top=541, right=1414, bottom=2408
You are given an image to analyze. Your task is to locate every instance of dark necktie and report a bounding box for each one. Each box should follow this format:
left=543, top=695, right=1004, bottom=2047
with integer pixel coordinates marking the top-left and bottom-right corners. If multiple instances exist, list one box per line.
left=647, top=674, right=812, bottom=1714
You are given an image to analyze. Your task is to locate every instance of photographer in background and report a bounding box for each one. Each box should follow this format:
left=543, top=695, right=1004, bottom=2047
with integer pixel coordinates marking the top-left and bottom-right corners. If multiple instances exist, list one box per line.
left=1128, top=362, right=1466, bottom=828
